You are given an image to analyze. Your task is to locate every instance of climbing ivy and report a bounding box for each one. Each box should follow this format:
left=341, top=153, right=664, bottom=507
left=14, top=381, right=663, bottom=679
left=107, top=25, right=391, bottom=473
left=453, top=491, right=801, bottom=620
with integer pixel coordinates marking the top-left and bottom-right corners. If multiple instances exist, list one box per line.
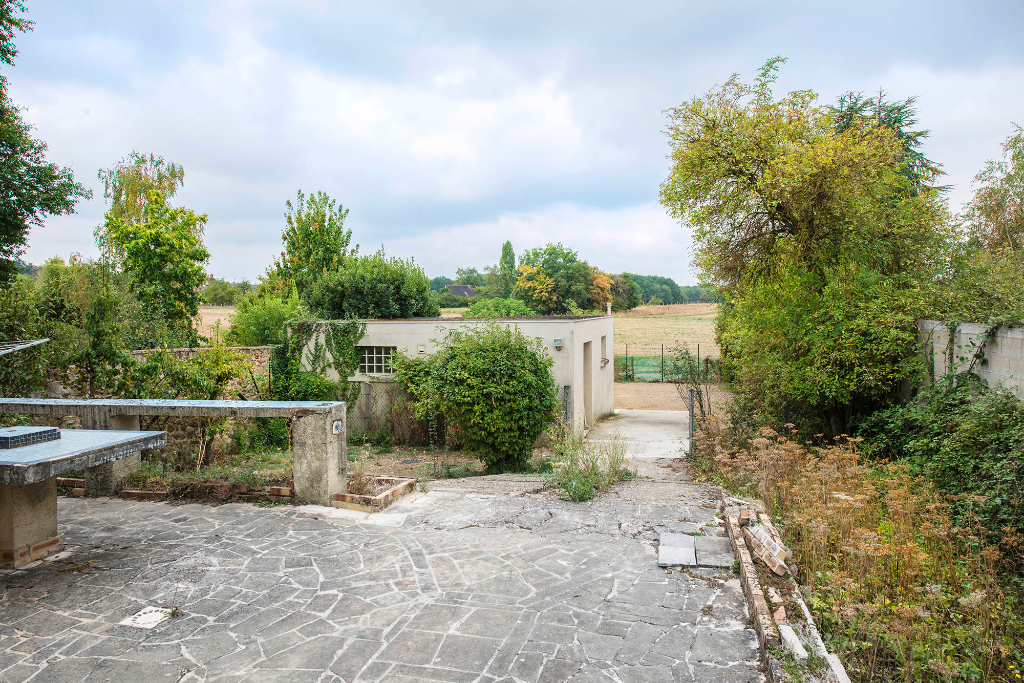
left=269, top=320, right=365, bottom=404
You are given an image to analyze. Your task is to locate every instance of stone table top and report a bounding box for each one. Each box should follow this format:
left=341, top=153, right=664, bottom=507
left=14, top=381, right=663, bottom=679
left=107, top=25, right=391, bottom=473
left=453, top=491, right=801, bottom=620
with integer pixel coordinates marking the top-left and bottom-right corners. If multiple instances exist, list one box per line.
left=0, top=398, right=344, bottom=418
left=0, top=429, right=166, bottom=485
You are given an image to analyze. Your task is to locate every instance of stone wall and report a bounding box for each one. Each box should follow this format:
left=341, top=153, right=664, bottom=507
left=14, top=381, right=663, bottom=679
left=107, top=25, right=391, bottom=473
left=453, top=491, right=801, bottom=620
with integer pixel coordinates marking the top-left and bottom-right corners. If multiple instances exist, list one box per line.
left=919, top=320, right=1024, bottom=398
left=27, top=346, right=276, bottom=460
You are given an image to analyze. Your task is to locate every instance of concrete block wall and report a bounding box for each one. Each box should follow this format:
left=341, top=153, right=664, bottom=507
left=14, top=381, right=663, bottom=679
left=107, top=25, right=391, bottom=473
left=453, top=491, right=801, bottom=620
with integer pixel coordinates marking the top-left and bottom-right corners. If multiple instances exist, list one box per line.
left=919, top=321, right=1024, bottom=398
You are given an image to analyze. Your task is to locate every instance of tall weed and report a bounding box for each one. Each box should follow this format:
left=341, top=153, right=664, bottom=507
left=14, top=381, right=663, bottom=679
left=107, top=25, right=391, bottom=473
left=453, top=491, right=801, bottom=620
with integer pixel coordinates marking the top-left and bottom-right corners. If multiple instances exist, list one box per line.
left=693, top=419, right=1024, bottom=681
left=548, top=422, right=633, bottom=501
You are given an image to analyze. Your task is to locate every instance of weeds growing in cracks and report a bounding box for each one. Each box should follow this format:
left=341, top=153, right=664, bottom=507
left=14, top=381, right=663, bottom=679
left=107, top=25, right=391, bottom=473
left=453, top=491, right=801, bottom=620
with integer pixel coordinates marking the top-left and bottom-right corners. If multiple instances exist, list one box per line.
left=547, top=420, right=633, bottom=501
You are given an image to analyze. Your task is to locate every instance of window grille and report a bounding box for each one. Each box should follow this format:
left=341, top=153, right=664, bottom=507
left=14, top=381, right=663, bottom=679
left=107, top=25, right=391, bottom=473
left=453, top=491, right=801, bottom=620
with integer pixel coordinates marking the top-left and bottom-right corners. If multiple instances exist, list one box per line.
left=358, top=346, right=396, bottom=375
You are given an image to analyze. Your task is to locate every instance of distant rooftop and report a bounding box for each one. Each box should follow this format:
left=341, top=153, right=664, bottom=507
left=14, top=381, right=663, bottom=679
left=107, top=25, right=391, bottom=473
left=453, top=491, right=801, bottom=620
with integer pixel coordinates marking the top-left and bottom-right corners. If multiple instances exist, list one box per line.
left=444, top=284, right=475, bottom=297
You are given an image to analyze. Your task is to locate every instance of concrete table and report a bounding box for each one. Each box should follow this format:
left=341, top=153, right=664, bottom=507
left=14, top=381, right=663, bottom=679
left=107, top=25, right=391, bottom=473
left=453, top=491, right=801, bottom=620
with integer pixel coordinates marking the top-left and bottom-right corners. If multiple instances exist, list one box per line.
left=0, top=429, right=166, bottom=568
left=0, top=399, right=347, bottom=505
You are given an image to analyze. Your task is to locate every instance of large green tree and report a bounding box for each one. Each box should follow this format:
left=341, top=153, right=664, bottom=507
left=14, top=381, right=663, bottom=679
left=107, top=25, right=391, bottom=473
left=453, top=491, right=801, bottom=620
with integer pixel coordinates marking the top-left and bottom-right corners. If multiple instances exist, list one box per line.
left=0, top=1, right=90, bottom=284
left=660, top=58, right=949, bottom=434
left=515, top=243, right=593, bottom=314
left=275, top=190, right=355, bottom=292
left=103, top=191, right=210, bottom=346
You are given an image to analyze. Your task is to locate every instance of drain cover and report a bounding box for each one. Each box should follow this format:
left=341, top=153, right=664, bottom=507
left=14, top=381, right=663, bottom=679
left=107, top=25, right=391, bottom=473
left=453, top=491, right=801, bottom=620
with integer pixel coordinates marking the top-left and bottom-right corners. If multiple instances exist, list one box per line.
left=119, top=606, right=173, bottom=629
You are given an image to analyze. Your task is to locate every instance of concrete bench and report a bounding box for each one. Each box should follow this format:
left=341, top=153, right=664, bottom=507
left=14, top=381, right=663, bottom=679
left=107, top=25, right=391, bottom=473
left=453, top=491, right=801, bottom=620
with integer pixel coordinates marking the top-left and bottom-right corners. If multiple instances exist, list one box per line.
left=0, top=399, right=346, bottom=506
left=0, top=428, right=166, bottom=568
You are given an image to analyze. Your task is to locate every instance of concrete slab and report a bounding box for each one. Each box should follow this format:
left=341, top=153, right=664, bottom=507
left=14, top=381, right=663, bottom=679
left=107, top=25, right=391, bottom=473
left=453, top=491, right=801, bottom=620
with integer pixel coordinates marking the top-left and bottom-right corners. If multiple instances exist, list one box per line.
left=694, top=536, right=735, bottom=568
left=658, top=544, right=697, bottom=566
left=658, top=532, right=697, bottom=566
left=589, top=409, right=689, bottom=458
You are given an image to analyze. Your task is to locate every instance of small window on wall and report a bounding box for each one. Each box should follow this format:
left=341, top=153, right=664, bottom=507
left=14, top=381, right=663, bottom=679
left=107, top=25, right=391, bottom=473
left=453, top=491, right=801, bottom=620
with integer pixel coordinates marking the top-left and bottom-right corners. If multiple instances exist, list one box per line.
left=358, top=346, right=396, bottom=375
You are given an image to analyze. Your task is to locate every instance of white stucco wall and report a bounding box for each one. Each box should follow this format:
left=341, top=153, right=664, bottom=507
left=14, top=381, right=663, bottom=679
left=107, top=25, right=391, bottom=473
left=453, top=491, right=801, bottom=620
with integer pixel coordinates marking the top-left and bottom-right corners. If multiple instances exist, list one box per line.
left=299, top=316, right=615, bottom=429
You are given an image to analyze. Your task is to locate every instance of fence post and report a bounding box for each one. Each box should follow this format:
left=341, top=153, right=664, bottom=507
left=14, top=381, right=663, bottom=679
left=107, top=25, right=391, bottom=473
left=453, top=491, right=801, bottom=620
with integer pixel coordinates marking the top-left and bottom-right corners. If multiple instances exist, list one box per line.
left=688, top=387, right=695, bottom=455
left=661, top=344, right=664, bottom=382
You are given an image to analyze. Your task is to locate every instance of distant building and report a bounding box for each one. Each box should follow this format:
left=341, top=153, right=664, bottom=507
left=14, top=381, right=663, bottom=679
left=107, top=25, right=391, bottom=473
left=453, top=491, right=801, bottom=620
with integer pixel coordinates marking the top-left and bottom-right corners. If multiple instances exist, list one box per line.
left=298, top=315, right=615, bottom=432
left=444, top=284, right=476, bottom=297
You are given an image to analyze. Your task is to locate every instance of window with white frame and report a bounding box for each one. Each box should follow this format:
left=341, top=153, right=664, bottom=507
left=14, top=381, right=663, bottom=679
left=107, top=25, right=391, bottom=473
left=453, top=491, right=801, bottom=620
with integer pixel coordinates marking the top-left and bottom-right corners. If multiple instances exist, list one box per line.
left=358, top=346, right=396, bottom=375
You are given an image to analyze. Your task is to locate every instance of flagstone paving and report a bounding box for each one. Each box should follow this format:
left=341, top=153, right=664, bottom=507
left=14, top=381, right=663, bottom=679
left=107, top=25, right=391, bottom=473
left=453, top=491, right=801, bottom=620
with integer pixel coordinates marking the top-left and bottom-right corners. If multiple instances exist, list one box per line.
left=0, top=493, right=760, bottom=682
left=0, top=467, right=762, bottom=682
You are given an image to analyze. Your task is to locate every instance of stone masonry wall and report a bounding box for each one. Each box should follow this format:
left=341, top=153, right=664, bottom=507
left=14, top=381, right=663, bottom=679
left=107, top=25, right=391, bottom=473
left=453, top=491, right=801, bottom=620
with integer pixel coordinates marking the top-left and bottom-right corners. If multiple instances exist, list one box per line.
left=28, top=346, right=275, bottom=460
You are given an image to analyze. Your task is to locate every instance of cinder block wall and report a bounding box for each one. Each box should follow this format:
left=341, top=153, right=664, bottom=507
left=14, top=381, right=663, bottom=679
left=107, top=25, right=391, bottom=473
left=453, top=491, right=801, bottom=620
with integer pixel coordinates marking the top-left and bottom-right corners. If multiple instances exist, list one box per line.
left=919, top=321, right=1024, bottom=398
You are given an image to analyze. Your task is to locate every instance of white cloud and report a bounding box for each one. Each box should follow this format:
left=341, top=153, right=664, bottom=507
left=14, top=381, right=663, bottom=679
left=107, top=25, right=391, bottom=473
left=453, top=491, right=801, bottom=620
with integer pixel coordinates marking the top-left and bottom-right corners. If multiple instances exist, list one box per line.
left=384, top=202, right=695, bottom=284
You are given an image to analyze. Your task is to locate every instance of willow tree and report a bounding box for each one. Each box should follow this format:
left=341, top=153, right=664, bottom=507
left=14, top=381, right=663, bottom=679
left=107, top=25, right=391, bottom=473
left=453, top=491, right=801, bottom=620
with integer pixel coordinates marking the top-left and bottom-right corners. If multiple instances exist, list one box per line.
left=660, top=58, right=950, bottom=435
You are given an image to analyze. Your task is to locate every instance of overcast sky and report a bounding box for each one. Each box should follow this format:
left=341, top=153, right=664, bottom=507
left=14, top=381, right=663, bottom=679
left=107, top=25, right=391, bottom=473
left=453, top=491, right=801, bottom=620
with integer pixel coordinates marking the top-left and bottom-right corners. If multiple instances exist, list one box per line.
left=11, top=1, right=1024, bottom=284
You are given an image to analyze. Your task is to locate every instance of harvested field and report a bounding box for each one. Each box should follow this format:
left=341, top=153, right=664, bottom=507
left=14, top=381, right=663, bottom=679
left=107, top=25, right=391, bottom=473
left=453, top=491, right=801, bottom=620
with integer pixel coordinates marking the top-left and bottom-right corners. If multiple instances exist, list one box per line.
left=197, top=304, right=235, bottom=340
left=614, top=303, right=719, bottom=356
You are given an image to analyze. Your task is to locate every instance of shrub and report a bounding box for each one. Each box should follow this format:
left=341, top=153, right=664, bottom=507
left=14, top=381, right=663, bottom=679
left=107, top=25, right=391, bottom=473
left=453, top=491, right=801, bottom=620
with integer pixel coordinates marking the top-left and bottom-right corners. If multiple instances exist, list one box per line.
left=859, top=377, right=1024, bottom=541
left=226, top=288, right=304, bottom=346
left=306, top=250, right=439, bottom=319
left=393, top=323, right=557, bottom=471
left=433, top=289, right=473, bottom=309
left=466, top=297, right=535, bottom=318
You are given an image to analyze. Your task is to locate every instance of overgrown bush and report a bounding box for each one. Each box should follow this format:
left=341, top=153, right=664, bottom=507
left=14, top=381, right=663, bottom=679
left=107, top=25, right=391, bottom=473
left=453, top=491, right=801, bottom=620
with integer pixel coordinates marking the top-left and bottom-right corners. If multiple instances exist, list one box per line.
left=547, top=422, right=632, bottom=501
left=859, top=376, right=1024, bottom=542
left=226, top=287, right=304, bottom=346
left=393, top=323, right=557, bottom=472
left=466, top=297, right=535, bottom=318
left=692, top=420, right=1024, bottom=681
left=306, top=250, right=439, bottom=319
left=432, top=289, right=473, bottom=309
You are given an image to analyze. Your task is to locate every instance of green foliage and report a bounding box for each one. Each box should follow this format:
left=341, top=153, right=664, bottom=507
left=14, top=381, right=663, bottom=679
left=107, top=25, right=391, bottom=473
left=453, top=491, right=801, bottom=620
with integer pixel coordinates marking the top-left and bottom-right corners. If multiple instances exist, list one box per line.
left=103, top=191, right=210, bottom=347
left=269, top=320, right=365, bottom=403
left=964, top=124, right=1024, bottom=251
left=466, top=297, right=536, bottom=318
left=235, top=417, right=290, bottom=452
left=393, top=323, right=557, bottom=471
left=430, top=275, right=453, bottom=292
left=0, top=275, right=48, bottom=395
left=226, top=287, right=304, bottom=346
left=454, top=267, right=484, bottom=288
left=860, top=377, right=1024, bottom=543
left=307, top=250, right=439, bottom=319
left=432, top=289, right=473, bottom=309
left=0, top=2, right=90, bottom=283
left=610, top=273, right=640, bottom=311
left=94, top=152, right=185, bottom=262
left=201, top=278, right=247, bottom=306
left=496, top=240, right=517, bottom=298
left=274, top=190, right=354, bottom=291
left=661, top=58, right=949, bottom=434
left=546, top=423, right=632, bottom=501
left=515, top=243, right=592, bottom=314
left=626, top=274, right=684, bottom=304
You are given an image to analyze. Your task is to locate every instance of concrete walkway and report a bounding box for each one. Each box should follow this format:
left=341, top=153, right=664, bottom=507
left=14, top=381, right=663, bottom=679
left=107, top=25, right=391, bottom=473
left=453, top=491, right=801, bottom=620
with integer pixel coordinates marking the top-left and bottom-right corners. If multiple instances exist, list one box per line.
left=589, top=409, right=689, bottom=459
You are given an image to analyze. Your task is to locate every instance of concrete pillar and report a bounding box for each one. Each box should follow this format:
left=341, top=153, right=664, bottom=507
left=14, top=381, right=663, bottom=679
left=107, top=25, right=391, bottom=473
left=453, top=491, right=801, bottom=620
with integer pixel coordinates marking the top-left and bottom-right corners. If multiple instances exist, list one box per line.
left=83, top=411, right=142, bottom=495
left=0, top=478, right=60, bottom=568
left=291, top=404, right=347, bottom=506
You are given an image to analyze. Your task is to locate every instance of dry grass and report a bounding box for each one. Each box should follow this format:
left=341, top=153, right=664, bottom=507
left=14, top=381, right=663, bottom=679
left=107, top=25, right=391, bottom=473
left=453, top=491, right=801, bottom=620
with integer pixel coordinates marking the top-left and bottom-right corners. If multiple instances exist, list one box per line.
left=693, top=420, right=1024, bottom=681
left=197, top=305, right=235, bottom=341
left=614, top=303, right=719, bottom=356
